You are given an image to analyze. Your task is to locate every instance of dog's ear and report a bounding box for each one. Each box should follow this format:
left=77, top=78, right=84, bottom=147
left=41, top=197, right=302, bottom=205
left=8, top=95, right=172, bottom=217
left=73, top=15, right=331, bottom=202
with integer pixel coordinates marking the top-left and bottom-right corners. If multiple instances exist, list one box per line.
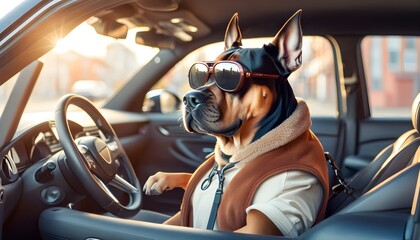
left=271, top=10, right=303, bottom=73
left=224, top=13, right=243, bottom=50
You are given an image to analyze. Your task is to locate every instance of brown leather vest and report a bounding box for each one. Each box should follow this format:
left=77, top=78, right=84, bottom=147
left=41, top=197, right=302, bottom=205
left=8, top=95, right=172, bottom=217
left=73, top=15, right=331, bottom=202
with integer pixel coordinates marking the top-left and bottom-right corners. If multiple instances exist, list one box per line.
left=180, top=129, right=329, bottom=233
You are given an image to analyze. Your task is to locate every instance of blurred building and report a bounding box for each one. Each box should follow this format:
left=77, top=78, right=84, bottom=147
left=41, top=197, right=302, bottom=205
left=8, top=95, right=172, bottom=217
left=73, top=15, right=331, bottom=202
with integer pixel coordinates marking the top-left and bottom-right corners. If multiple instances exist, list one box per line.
left=35, top=41, right=138, bottom=99
left=362, top=37, right=420, bottom=108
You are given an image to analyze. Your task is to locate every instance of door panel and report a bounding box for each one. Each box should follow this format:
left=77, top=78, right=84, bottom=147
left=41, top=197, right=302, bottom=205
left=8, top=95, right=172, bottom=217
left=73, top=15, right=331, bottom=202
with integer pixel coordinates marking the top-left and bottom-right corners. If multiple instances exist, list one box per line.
left=171, top=138, right=216, bottom=167
left=157, top=122, right=216, bottom=167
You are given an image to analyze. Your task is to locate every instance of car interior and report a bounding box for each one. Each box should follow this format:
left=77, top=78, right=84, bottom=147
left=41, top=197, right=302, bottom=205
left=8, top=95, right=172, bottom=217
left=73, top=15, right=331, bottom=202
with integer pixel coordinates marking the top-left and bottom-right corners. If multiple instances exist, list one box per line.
left=0, top=0, right=419, bottom=239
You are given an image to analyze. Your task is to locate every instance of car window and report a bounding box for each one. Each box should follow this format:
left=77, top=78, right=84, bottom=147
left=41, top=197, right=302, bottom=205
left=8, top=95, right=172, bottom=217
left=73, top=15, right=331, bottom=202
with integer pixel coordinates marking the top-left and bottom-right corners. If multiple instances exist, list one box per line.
left=0, top=0, right=41, bottom=34
left=361, top=36, right=419, bottom=118
left=6, top=21, right=159, bottom=113
left=150, top=36, right=338, bottom=117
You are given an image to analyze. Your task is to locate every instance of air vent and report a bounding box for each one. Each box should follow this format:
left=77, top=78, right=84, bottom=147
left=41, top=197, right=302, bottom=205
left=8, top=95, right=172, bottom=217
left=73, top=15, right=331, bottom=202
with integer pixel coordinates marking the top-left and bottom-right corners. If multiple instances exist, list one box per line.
left=0, top=154, right=19, bottom=183
left=44, top=131, right=62, bottom=153
left=85, top=126, right=101, bottom=137
left=76, top=126, right=105, bottom=141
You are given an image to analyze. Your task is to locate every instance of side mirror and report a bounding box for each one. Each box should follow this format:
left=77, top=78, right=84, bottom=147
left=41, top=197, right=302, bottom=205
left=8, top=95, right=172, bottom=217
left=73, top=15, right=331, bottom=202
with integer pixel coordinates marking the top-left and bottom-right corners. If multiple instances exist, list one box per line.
left=142, top=89, right=181, bottom=113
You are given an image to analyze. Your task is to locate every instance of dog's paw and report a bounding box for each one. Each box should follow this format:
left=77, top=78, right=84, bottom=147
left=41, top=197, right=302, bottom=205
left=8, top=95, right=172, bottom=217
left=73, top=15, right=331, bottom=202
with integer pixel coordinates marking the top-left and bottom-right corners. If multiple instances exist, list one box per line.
left=143, top=172, right=169, bottom=195
left=143, top=172, right=192, bottom=195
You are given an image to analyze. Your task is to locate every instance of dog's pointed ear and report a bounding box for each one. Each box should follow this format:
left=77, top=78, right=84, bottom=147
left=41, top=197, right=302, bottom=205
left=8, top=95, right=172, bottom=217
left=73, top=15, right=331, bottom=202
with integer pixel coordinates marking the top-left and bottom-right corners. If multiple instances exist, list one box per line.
left=224, top=13, right=243, bottom=50
left=271, top=10, right=303, bottom=73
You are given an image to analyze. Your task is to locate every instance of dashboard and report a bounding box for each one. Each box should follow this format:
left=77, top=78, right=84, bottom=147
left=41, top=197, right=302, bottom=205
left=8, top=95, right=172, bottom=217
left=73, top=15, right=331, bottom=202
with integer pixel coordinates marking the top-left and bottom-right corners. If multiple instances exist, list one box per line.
left=0, top=107, right=149, bottom=187
left=0, top=107, right=151, bottom=240
left=0, top=119, right=99, bottom=185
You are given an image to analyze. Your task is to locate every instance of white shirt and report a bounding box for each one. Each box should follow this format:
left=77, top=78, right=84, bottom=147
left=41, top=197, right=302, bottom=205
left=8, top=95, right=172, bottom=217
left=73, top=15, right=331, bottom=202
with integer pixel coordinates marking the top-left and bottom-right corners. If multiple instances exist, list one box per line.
left=191, top=167, right=323, bottom=238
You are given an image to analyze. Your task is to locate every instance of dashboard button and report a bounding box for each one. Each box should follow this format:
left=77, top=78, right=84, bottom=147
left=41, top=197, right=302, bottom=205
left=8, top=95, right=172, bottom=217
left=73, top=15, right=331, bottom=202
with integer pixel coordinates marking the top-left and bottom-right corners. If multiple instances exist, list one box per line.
left=41, top=186, right=65, bottom=205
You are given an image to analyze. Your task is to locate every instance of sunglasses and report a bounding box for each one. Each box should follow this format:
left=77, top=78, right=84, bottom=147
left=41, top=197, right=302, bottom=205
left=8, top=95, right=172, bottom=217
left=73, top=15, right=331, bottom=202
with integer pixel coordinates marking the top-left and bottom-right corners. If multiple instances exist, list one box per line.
left=188, top=61, right=281, bottom=92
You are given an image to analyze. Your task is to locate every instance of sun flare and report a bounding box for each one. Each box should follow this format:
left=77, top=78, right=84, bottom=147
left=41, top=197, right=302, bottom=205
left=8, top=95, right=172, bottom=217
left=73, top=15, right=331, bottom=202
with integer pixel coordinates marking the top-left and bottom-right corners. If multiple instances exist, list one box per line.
left=53, top=22, right=110, bottom=57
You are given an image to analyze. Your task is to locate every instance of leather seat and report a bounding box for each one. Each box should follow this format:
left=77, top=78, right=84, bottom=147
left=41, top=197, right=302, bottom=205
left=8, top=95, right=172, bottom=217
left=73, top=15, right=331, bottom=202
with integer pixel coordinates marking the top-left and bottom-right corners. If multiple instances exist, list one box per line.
left=303, top=147, right=420, bottom=239
left=327, top=93, right=420, bottom=215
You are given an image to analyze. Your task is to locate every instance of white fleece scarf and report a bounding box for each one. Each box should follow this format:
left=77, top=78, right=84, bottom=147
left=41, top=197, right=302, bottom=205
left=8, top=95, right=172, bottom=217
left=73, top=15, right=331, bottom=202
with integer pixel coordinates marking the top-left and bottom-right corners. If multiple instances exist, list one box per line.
left=215, top=98, right=311, bottom=168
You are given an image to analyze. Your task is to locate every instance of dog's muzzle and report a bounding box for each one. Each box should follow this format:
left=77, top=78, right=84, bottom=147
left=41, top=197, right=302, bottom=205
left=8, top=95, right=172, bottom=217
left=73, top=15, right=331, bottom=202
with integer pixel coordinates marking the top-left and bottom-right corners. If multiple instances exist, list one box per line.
left=182, top=90, right=242, bottom=136
left=183, top=90, right=208, bottom=133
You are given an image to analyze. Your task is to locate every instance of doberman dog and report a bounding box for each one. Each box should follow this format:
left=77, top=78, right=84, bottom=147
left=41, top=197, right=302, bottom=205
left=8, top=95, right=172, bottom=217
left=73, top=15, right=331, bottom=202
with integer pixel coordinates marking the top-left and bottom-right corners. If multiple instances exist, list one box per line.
left=144, top=10, right=329, bottom=237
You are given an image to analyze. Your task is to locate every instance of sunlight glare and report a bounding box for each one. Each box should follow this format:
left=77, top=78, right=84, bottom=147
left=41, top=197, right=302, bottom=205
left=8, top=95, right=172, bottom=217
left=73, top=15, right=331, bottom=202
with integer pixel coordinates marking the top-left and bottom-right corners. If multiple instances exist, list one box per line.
left=53, top=22, right=110, bottom=57
left=54, top=39, right=69, bottom=54
left=52, top=22, right=159, bottom=64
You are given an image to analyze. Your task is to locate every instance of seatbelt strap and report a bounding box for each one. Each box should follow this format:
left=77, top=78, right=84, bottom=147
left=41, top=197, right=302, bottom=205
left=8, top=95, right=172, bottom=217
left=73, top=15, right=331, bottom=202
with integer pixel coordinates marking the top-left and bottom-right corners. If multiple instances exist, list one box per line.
left=325, top=152, right=354, bottom=196
left=205, top=162, right=236, bottom=230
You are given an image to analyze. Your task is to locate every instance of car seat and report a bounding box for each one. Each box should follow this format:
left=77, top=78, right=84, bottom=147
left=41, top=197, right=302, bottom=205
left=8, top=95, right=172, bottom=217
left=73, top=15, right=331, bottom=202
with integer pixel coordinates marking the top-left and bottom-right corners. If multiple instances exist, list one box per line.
left=302, top=146, right=420, bottom=240
left=326, top=93, right=420, bottom=215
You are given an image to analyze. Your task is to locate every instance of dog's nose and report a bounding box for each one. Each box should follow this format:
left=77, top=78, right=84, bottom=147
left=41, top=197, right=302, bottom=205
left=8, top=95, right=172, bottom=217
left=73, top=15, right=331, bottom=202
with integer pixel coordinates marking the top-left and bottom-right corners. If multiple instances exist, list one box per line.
left=183, top=91, right=206, bottom=109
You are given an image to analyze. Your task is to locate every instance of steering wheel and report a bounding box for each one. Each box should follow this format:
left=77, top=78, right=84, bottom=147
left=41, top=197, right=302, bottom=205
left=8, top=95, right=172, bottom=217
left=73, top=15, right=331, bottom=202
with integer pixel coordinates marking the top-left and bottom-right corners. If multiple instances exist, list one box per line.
left=54, top=94, right=141, bottom=218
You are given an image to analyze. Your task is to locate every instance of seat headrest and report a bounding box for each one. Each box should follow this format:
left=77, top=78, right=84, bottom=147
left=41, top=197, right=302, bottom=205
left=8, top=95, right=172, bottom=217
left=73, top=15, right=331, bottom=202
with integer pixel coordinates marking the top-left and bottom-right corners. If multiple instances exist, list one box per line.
left=413, top=93, right=420, bottom=132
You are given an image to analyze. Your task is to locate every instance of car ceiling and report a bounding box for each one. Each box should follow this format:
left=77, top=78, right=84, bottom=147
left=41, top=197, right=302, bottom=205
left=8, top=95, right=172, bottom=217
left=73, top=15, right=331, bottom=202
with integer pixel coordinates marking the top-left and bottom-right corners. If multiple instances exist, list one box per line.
left=182, top=0, right=420, bottom=34
left=101, top=0, right=420, bottom=44
left=1, top=0, right=419, bottom=86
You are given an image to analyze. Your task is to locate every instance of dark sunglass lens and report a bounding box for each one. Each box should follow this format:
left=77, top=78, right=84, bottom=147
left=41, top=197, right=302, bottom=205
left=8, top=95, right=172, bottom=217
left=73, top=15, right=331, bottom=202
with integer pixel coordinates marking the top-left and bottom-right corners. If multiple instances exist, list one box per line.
left=189, top=63, right=208, bottom=89
left=214, top=63, right=241, bottom=91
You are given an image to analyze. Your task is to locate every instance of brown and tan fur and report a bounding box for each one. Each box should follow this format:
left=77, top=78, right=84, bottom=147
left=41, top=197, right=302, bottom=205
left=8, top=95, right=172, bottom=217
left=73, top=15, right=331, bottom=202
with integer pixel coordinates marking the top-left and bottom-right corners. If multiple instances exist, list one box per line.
left=209, top=80, right=275, bottom=156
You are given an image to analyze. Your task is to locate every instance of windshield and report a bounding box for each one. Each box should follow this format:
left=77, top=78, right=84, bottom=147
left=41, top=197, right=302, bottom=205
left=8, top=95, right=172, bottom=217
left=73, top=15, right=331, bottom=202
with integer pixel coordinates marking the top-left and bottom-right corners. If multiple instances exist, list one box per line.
left=0, top=20, right=159, bottom=113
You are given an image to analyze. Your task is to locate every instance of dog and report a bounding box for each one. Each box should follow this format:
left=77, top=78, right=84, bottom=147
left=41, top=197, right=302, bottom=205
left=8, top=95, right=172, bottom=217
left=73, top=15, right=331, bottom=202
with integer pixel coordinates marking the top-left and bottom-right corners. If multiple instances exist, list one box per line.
left=144, top=10, right=329, bottom=237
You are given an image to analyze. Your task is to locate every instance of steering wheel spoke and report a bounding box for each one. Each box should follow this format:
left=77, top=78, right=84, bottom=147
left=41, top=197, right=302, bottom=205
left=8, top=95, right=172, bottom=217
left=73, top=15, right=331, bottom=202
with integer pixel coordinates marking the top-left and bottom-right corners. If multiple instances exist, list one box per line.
left=93, top=175, right=120, bottom=204
left=110, top=174, right=139, bottom=194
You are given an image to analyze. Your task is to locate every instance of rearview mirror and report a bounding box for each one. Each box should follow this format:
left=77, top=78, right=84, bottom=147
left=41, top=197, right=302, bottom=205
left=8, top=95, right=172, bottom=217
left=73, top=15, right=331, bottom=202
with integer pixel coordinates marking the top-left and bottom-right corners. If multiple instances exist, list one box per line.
left=135, top=31, right=176, bottom=49
left=91, top=19, right=128, bottom=39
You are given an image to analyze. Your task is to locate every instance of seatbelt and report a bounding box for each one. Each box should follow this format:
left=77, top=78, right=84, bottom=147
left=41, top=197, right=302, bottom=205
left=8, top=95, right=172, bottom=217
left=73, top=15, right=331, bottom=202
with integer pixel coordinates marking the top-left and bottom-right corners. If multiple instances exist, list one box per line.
left=325, top=152, right=354, bottom=196
left=201, top=162, right=236, bottom=230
